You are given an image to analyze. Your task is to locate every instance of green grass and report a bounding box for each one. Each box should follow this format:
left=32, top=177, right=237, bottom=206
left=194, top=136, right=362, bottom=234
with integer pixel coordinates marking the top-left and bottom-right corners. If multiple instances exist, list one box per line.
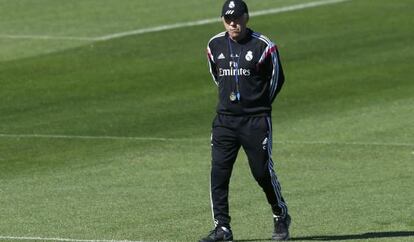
left=1, top=0, right=414, bottom=241
left=0, top=0, right=312, bottom=61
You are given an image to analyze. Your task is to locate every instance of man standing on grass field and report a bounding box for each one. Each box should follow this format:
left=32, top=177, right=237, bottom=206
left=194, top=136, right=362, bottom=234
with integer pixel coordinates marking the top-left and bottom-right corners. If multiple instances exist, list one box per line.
left=200, top=0, right=290, bottom=241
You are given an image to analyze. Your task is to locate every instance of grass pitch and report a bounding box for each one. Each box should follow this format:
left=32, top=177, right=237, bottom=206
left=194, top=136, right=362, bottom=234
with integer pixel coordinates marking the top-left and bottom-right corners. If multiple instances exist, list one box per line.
left=0, top=0, right=413, bottom=241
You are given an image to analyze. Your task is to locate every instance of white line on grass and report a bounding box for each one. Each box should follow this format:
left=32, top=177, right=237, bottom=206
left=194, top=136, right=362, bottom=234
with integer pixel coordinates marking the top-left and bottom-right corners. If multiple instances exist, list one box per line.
left=0, top=236, right=144, bottom=242
left=90, top=0, right=352, bottom=41
left=0, top=0, right=351, bottom=42
left=0, top=133, right=199, bottom=142
left=278, top=140, right=414, bottom=147
left=0, top=133, right=412, bottom=147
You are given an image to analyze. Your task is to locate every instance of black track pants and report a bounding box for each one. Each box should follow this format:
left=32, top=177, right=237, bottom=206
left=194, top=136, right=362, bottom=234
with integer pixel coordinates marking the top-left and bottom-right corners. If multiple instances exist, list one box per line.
left=210, top=114, right=288, bottom=228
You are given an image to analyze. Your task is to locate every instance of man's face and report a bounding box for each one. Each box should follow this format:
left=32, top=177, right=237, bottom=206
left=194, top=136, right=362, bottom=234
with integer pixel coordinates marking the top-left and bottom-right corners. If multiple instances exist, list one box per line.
left=222, top=14, right=248, bottom=41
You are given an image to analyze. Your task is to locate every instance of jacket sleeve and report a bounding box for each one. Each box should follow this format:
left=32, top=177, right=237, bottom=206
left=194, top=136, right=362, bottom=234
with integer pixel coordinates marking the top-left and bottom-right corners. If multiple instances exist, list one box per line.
left=259, top=44, right=285, bottom=103
left=206, top=44, right=219, bottom=86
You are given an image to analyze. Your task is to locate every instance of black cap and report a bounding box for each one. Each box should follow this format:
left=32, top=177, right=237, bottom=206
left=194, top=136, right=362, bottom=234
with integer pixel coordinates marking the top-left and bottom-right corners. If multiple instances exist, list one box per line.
left=221, top=0, right=249, bottom=18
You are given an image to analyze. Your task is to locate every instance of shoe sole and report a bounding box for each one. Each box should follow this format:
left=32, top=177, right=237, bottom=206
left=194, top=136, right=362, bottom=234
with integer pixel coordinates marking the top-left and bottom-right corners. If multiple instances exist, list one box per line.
left=272, top=234, right=289, bottom=241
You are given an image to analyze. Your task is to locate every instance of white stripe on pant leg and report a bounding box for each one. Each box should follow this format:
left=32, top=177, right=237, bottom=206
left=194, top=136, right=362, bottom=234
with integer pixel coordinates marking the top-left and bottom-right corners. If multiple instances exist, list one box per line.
left=268, top=160, right=288, bottom=216
left=267, top=123, right=288, bottom=216
left=269, top=161, right=288, bottom=215
left=266, top=117, right=288, bottom=216
left=210, top=132, right=218, bottom=227
left=210, top=174, right=218, bottom=227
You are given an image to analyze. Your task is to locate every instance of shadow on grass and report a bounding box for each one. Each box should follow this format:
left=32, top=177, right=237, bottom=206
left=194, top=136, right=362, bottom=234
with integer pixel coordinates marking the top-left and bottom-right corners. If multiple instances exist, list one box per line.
left=236, top=231, right=414, bottom=241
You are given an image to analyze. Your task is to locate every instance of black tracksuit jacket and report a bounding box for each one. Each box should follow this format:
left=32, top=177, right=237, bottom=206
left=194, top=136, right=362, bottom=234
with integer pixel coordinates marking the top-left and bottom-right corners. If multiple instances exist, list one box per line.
left=207, top=28, right=285, bottom=116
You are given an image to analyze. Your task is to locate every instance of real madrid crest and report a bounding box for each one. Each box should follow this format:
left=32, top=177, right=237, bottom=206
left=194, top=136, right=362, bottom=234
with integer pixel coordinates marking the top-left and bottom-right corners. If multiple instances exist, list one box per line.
left=229, top=1, right=235, bottom=8
left=245, top=51, right=253, bottom=61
